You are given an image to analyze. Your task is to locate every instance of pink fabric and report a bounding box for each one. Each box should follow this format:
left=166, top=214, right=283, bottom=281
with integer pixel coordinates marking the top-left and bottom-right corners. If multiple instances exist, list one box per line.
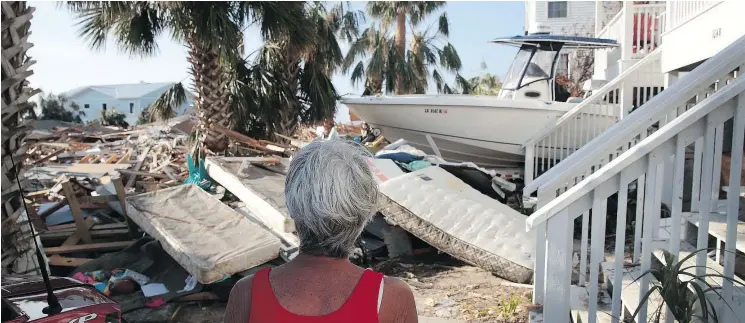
left=72, top=272, right=96, bottom=285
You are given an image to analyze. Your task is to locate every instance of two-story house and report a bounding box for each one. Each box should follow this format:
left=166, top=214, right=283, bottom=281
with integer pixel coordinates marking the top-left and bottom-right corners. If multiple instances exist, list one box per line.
left=61, top=82, right=195, bottom=126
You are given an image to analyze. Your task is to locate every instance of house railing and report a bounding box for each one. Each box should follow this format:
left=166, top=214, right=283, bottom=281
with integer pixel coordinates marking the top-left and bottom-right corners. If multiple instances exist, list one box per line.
left=524, top=36, right=745, bottom=200
left=596, top=2, right=666, bottom=60
left=666, top=1, right=720, bottom=33
left=523, top=49, right=663, bottom=187
left=526, top=36, right=745, bottom=323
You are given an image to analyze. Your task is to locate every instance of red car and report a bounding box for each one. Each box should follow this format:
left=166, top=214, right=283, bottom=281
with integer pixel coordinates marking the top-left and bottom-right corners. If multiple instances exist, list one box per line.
left=2, top=275, right=123, bottom=323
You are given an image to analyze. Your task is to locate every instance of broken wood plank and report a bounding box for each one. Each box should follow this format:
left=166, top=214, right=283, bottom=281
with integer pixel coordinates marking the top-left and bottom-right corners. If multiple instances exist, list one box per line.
left=45, top=241, right=134, bottom=255
left=33, top=148, right=65, bottom=165
left=27, top=189, right=51, bottom=197
left=78, top=154, right=94, bottom=164
left=77, top=195, right=119, bottom=205
left=126, top=146, right=151, bottom=188
left=48, top=255, right=91, bottom=267
left=117, top=151, right=132, bottom=164
left=113, top=176, right=140, bottom=239
left=47, top=222, right=127, bottom=232
left=117, top=169, right=169, bottom=180
left=41, top=228, right=131, bottom=242
left=37, top=200, right=68, bottom=219
left=104, top=153, right=120, bottom=164
left=39, top=163, right=130, bottom=176
left=60, top=217, right=97, bottom=246
left=60, top=180, right=93, bottom=244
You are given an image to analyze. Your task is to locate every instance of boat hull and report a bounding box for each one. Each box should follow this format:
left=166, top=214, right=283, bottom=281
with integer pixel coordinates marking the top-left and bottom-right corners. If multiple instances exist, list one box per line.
left=343, top=95, right=615, bottom=168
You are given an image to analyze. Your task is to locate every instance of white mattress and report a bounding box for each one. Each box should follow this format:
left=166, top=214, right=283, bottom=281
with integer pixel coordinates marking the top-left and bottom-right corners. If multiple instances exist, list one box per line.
left=125, top=184, right=281, bottom=283
left=379, top=167, right=535, bottom=283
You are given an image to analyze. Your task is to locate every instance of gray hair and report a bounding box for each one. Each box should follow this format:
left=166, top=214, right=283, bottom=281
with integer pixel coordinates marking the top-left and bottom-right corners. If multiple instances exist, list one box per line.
left=284, top=139, right=380, bottom=258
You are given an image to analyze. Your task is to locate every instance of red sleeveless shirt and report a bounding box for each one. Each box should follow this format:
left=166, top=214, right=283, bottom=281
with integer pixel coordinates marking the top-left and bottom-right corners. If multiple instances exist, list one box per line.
left=248, top=267, right=384, bottom=323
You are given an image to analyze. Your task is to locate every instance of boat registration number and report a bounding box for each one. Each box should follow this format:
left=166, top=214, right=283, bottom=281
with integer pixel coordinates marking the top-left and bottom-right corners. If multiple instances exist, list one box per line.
left=424, top=108, right=447, bottom=114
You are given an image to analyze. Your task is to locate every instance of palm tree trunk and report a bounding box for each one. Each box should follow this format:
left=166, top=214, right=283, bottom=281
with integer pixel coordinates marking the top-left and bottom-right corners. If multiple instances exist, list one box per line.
left=276, top=50, right=302, bottom=137
left=2, top=1, right=43, bottom=275
left=186, top=33, right=232, bottom=152
left=395, top=9, right=406, bottom=95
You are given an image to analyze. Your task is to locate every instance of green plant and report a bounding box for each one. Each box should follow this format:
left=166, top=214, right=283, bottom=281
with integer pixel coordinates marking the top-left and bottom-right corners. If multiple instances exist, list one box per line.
left=631, top=249, right=744, bottom=323
left=99, top=109, right=128, bottom=128
left=499, top=294, right=521, bottom=317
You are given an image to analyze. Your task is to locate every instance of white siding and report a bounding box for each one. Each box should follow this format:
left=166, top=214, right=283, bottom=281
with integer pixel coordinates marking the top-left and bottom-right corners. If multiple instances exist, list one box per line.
left=527, top=1, right=597, bottom=36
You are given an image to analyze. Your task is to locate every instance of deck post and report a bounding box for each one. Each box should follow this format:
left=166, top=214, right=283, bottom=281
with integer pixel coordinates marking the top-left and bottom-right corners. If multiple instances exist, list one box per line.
left=542, top=207, right=572, bottom=323
left=525, top=144, right=535, bottom=186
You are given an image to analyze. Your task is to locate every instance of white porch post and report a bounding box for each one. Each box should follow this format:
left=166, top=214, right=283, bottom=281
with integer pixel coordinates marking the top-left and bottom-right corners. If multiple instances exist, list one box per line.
left=595, top=1, right=604, bottom=36
left=620, top=2, right=634, bottom=63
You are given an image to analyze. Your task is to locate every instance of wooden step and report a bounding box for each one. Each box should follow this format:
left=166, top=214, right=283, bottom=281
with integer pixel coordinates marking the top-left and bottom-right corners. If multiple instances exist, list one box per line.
left=601, top=262, right=675, bottom=322
left=682, top=212, right=745, bottom=253
left=568, top=285, right=613, bottom=323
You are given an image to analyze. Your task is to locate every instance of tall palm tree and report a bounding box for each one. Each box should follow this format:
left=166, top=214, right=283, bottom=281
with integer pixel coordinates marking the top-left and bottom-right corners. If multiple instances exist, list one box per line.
left=365, top=1, right=451, bottom=94
left=2, top=1, right=42, bottom=275
left=344, top=24, right=395, bottom=95
left=239, top=2, right=362, bottom=138
left=67, top=1, right=311, bottom=150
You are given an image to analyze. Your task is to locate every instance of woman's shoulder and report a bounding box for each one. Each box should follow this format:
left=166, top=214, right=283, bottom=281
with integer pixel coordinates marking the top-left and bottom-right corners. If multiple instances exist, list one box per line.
left=378, top=274, right=418, bottom=322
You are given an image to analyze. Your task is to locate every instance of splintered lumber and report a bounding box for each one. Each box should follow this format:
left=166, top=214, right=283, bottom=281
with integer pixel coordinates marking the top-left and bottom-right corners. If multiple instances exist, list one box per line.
left=210, top=124, right=277, bottom=153
left=60, top=217, right=97, bottom=246
left=60, top=181, right=93, bottom=244
left=45, top=241, right=134, bottom=255
left=117, top=151, right=132, bottom=164
left=78, top=154, right=94, bottom=164
left=33, top=148, right=65, bottom=165
left=126, top=146, right=151, bottom=188
left=117, top=169, right=169, bottom=180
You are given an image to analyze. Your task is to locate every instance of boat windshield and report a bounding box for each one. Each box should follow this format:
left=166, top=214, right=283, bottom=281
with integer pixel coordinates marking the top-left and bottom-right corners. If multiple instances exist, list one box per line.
left=502, top=48, right=531, bottom=90
left=502, top=45, right=558, bottom=90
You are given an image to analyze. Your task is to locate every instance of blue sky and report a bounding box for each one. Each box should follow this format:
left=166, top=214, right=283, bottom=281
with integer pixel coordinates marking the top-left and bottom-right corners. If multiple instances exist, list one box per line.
left=27, top=1, right=525, bottom=121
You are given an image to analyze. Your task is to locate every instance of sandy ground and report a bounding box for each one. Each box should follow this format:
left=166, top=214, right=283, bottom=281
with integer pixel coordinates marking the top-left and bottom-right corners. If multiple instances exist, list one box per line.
left=139, top=254, right=533, bottom=323
left=373, top=254, right=533, bottom=323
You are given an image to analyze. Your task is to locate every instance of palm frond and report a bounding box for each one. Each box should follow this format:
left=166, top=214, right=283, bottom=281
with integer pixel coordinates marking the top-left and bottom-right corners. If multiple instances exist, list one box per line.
left=148, top=82, right=187, bottom=121
left=437, top=12, right=449, bottom=37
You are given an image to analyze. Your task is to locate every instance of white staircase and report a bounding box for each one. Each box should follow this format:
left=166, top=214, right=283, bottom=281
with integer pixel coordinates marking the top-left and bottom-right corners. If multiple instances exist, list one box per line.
left=524, top=1, right=667, bottom=189
left=526, top=31, right=745, bottom=323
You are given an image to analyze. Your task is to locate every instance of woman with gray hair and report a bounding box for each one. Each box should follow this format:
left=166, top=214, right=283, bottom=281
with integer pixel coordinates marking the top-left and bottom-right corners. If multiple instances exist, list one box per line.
left=225, top=139, right=418, bottom=323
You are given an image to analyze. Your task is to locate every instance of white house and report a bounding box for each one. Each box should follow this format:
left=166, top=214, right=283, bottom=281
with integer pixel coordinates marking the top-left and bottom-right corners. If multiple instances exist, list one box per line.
left=61, top=82, right=195, bottom=126
left=524, top=1, right=622, bottom=76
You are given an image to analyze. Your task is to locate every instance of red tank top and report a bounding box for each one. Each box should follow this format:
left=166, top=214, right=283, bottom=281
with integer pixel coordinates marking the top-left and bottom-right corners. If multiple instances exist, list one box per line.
left=248, top=267, right=384, bottom=323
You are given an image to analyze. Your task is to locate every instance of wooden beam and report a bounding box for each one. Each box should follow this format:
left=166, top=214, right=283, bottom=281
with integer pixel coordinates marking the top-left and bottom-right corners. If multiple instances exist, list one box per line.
left=117, top=169, right=169, bottom=179
left=48, top=255, right=91, bottom=267
left=116, top=151, right=132, bottom=164
left=60, top=181, right=93, bottom=244
left=126, top=146, right=151, bottom=188
left=37, top=200, right=68, bottom=219
left=47, top=222, right=127, bottom=232
left=45, top=241, right=134, bottom=255
left=77, top=195, right=119, bottom=205
left=60, top=217, right=96, bottom=246
left=41, top=228, right=131, bottom=242
left=113, top=176, right=139, bottom=239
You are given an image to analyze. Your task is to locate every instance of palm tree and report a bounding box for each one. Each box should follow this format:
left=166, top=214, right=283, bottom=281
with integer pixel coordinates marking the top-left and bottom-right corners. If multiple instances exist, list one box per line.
left=38, top=93, right=86, bottom=123
left=237, top=2, right=362, bottom=138
left=67, top=1, right=311, bottom=150
left=365, top=1, right=455, bottom=94
left=2, top=1, right=42, bottom=275
left=345, top=3, right=463, bottom=96
left=461, top=61, right=502, bottom=96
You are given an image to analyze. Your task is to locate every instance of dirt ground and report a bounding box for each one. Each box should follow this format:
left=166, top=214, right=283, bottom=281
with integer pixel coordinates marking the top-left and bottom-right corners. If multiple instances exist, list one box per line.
left=373, top=254, right=533, bottom=323
left=147, top=254, right=533, bottom=323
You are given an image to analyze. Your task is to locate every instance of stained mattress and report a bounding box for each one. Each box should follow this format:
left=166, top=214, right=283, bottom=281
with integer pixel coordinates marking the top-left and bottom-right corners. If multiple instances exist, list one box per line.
left=378, top=166, right=534, bottom=283
left=125, top=184, right=281, bottom=284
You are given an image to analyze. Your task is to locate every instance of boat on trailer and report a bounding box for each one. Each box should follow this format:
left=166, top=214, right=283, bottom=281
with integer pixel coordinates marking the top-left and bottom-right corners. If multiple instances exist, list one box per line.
left=342, top=34, right=620, bottom=169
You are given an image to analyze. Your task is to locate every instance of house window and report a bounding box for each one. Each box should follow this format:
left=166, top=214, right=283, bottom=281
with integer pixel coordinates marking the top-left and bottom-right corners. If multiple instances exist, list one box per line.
left=102, top=103, right=107, bottom=111
left=548, top=1, right=568, bottom=18
left=84, top=104, right=90, bottom=109
left=130, top=103, right=134, bottom=113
